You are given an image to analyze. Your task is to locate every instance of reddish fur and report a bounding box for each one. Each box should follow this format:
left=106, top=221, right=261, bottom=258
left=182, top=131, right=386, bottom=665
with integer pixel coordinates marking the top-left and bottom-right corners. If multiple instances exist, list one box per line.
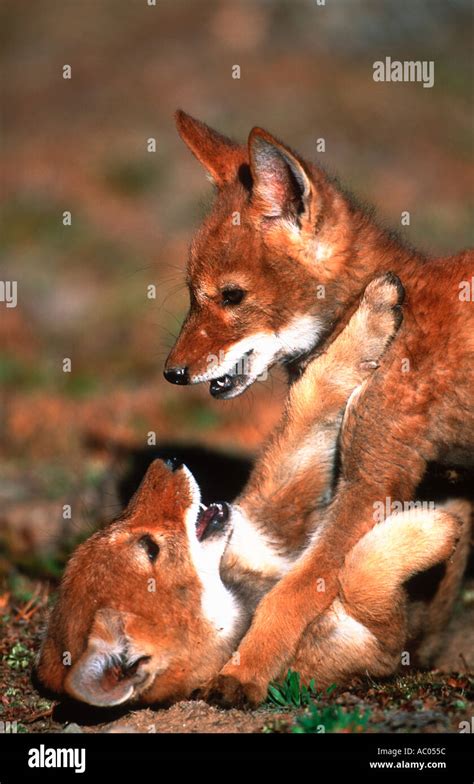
left=36, top=461, right=235, bottom=704
left=234, top=275, right=405, bottom=555
left=37, top=280, right=471, bottom=706
left=167, top=113, right=474, bottom=705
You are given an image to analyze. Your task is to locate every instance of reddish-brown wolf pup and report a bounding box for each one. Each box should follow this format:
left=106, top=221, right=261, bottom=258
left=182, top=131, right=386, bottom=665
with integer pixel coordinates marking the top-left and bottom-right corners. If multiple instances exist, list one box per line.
left=164, top=112, right=474, bottom=705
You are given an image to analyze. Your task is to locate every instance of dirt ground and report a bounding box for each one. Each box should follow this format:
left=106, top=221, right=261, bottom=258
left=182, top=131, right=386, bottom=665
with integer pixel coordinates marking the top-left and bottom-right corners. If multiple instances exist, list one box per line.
left=1, top=574, right=473, bottom=735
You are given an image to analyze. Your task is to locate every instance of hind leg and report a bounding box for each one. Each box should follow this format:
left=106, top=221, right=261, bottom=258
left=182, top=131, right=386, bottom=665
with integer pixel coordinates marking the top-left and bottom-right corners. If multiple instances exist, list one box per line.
left=288, top=599, right=405, bottom=690
left=407, top=499, right=471, bottom=667
left=286, top=505, right=466, bottom=690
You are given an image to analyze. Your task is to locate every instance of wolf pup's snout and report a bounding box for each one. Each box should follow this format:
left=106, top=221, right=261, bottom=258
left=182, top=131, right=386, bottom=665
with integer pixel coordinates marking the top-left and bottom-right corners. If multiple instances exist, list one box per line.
left=163, top=365, right=190, bottom=385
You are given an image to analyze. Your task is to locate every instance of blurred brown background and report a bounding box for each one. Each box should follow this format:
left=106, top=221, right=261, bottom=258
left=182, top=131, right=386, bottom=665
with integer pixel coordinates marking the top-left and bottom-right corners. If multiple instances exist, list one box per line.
left=1, top=0, right=473, bottom=569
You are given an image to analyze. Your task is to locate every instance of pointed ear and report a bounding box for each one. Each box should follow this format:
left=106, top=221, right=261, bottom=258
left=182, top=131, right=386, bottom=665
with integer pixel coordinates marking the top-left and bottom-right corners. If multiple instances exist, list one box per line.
left=175, top=110, right=246, bottom=187
left=65, top=610, right=147, bottom=707
left=248, top=127, right=313, bottom=220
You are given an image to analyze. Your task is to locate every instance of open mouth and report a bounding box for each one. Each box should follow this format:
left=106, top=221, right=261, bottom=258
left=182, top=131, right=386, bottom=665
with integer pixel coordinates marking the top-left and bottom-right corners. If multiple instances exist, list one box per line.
left=195, top=502, right=230, bottom=541
left=209, top=351, right=253, bottom=399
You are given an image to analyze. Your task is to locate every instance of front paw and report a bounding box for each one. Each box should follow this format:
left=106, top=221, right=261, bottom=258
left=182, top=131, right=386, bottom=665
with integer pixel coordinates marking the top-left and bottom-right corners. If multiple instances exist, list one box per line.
left=357, top=272, right=405, bottom=368
left=201, top=672, right=267, bottom=709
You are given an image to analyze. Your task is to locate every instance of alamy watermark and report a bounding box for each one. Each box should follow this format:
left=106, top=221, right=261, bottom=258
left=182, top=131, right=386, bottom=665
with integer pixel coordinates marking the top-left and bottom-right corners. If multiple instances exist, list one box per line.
left=28, top=745, right=86, bottom=774
left=373, top=57, right=434, bottom=89
left=373, top=497, right=435, bottom=522
left=207, top=351, right=268, bottom=382
left=0, top=280, right=17, bottom=308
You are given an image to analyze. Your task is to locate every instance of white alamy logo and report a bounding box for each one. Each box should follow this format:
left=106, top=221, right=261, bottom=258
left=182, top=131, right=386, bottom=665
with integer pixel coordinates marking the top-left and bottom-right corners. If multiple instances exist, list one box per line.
left=0, top=720, right=18, bottom=733
left=28, top=745, right=86, bottom=774
left=373, top=497, right=435, bottom=523
left=207, top=350, right=268, bottom=381
left=373, top=57, right=434, bottom=88
left=0, top=280, right=17, bottom=308
left=459, top=277, right=474, bottom=302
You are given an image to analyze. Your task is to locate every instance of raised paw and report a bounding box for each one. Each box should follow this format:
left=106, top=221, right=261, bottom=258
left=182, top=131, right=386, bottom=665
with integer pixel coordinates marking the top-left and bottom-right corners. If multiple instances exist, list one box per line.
left=362, top=271, right=404, bottom=331
left=354, top=272, right=405, bottom=371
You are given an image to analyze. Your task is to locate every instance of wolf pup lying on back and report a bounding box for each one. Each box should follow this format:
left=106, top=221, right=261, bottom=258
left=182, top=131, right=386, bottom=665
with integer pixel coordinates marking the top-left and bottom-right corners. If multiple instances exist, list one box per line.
left=164, top=112, right=474, bottom=705
left=37, top=277, right=470, bottom=706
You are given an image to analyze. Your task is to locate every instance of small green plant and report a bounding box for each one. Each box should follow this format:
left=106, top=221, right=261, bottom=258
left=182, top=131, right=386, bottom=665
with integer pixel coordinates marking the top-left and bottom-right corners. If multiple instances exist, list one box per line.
left=3, top=687, right=22, bottom=709
left=4, top=688, right=20, bottom=698
left=293, top=703, right=370, bottom=734
left=4, top=642, right=32, bottom=671
left=266, top=670, right=336, bottom=709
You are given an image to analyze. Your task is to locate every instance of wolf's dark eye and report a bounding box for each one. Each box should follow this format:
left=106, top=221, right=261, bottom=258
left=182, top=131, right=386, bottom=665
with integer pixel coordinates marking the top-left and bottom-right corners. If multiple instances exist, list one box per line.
left=221, top=287, right=245, bottom=306
left=138, top=535, right=160, bottom=563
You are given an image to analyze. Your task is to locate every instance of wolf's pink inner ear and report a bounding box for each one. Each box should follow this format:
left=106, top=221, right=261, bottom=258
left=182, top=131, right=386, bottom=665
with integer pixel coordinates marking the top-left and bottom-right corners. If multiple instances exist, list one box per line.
left=175, top=110, right=245, bottom=187
left=65, top=610, right=141, bottom=708
left=248, top=128, right=312, bottom=220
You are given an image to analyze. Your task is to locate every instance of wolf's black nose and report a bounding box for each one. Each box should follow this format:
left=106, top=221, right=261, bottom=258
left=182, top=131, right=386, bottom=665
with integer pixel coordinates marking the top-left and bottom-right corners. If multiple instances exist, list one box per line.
left=165, top=456, right=183, bottom=472
left=164, top=366, right=190, bottom=385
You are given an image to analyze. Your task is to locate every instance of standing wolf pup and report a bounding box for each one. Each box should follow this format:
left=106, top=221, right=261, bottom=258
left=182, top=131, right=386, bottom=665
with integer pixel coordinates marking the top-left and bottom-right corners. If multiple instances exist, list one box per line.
left=165, top=112, right=474, bottom=706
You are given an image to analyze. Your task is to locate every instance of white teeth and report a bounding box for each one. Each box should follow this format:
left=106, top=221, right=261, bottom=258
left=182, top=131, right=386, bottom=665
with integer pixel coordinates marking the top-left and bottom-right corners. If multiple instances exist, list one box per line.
left=199, top=503, right=207, bottom=511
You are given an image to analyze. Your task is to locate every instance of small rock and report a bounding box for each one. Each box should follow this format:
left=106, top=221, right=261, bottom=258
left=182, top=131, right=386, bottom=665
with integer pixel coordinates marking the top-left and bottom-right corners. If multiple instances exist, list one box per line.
left=103, top=724, right=139, bottom=733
